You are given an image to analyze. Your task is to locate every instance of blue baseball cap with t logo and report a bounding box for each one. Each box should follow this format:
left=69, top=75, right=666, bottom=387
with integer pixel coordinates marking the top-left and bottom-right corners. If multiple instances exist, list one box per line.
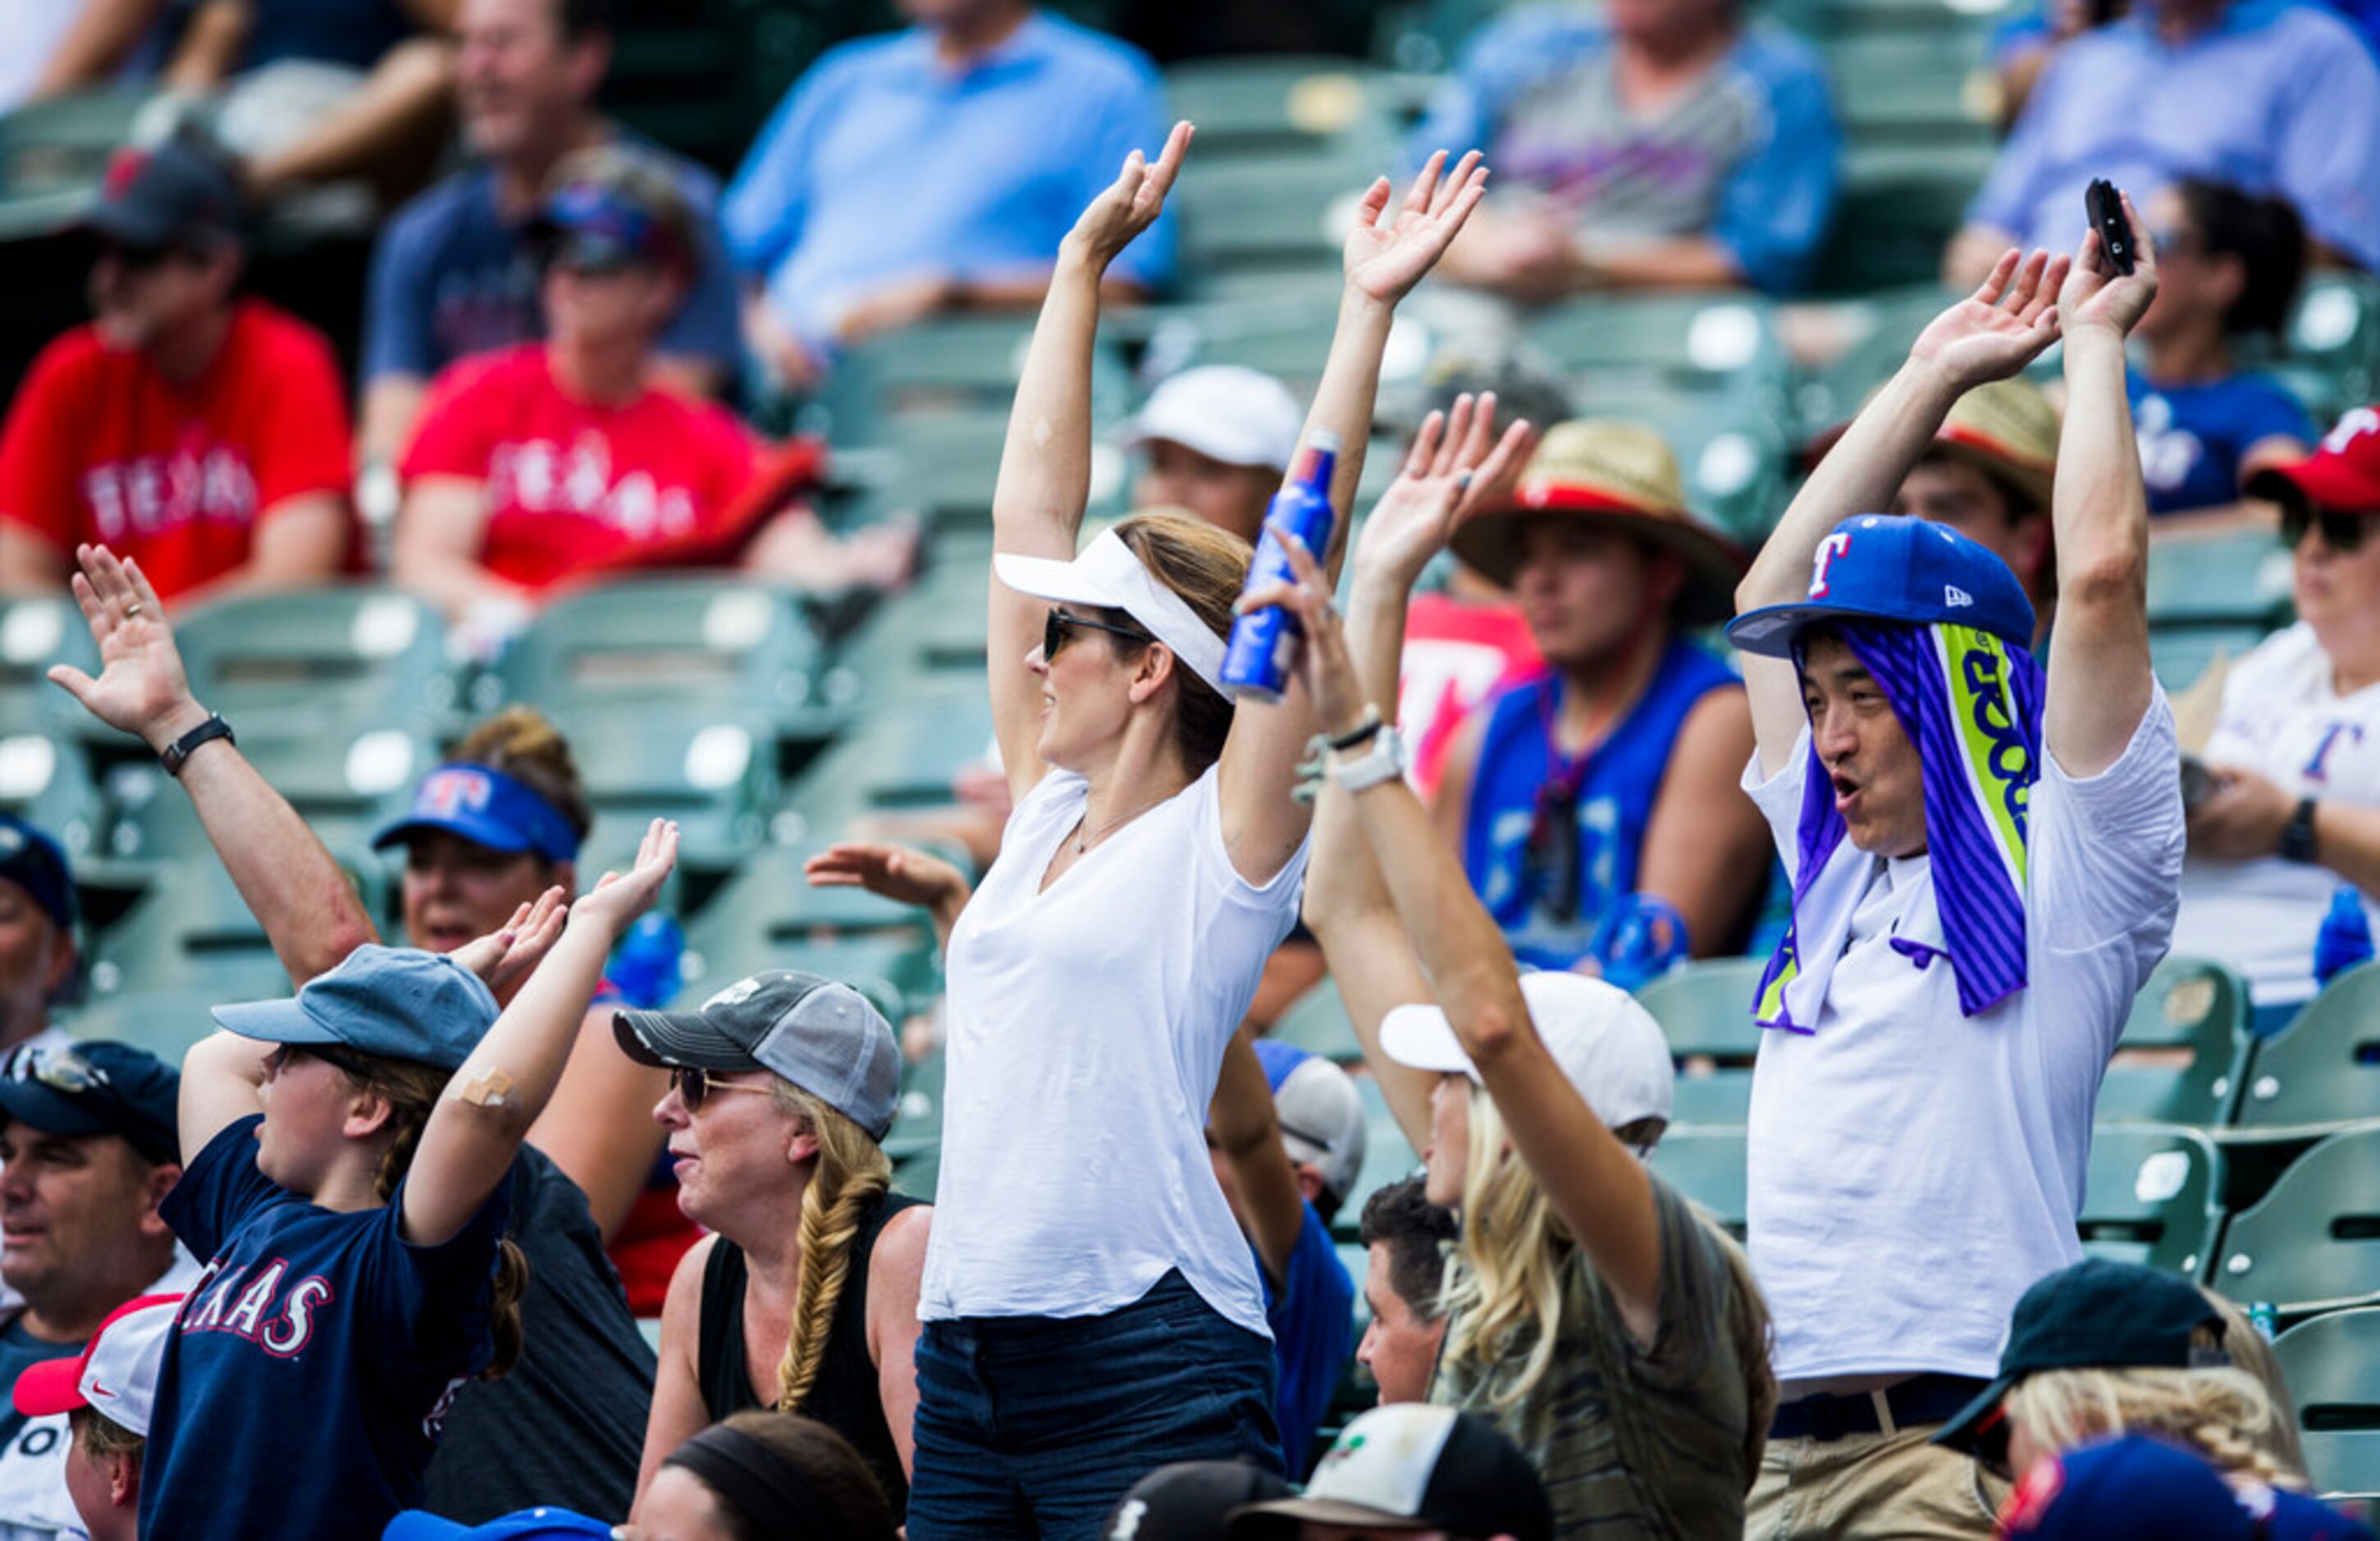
left=1726, top=514, right=2036, bottom=658
left=372, top=762, right=581, bottom=864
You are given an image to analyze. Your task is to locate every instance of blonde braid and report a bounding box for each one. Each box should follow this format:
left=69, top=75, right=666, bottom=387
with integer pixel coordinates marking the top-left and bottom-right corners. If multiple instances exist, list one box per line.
left=772, top=1087, right=893, bottom=1414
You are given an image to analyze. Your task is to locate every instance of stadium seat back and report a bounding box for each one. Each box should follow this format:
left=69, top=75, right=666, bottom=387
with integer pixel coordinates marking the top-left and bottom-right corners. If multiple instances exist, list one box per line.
left=2215, top=1126, right=2380, bottom=1315
left=549, top=704, right=779, bottom=862
left=1647, top=1126, right=1747, bottom=1237
left=1273, top=977, right=1360, bottom=1064
left=2145, top=532, right=2293, bottom=629
left=2080, top=1124, right=2225, bottom=1279
left=680, top=845, right=940, bottom=1017
left=1638, top=957, right=1764, bottom=1127
left=2274, top=1306, right=2380, bottom=1504
left=169, top=587, right=455, bottom=741
left=2233, top=963, right=2380, bottom=1136
left=774, top=689, right=998, bottom=847
left=2099, top=955, right=2250, bottom=1126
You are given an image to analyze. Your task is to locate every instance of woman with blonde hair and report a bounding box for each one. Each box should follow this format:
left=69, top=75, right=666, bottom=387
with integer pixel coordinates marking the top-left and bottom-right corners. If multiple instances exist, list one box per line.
left=884, top=119, right=1486, bottom=1538
left=1932, top=1260, right=2309, bottom=1494
left=621, top=971, right=928, bottom=1524
left=1285, top=399, right=1777, bottom=1537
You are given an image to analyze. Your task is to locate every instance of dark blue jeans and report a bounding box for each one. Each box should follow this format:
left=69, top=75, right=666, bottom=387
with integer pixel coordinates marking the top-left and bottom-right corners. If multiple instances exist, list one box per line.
left=906, top=1270, right=1284, bottom=1540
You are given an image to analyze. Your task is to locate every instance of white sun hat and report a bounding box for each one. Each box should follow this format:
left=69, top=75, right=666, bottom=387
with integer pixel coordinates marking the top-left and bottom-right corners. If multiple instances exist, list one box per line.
left=994, top=528, right=1230, bottom=693
left=1380, top=972, right=1675, bottom=1134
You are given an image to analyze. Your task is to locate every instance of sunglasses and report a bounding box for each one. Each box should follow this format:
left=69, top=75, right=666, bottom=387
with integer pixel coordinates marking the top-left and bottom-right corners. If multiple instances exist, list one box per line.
left=1523, top=780, right=1585, bottom=924
left=670, top=1065, right=774, bottom=1113
left=4, top=1044, right=112, bottom=1095
left=263, top=1042, right=375, bottom=1082
left=2282, top=502, right=2372, bottom=553
left=1043, top=608, right=1149, bottom=663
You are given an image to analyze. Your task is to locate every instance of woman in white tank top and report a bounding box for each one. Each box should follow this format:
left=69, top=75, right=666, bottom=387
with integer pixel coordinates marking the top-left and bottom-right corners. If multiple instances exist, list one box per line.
left=897, top=124, right=1490, bottom=1539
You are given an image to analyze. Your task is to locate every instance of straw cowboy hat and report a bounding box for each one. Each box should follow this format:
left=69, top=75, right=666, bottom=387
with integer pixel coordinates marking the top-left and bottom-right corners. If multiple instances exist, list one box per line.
left=1450, top=419, right=1749, bottom=625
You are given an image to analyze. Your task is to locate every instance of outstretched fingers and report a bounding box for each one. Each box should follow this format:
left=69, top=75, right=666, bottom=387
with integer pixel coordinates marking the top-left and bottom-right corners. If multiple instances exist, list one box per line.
left=1138, top=121, right=1193, bottom=210
left=1426, top=151, right=1487, bottom=222
left=1972, top=247, right=2022, bottom=308
left=1400, top=149, right=1450, bottom=224
left=1404, top=409, right=1448, bottom=480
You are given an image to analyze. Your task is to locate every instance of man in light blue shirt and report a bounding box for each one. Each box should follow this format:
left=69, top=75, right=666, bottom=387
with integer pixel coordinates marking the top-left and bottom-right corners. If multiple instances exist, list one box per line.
left=1405, top=0, right=1841, bottom=296
left=724, top=0, right=1173, bottom=386
left=1951, top=0, right=2380, bottom=284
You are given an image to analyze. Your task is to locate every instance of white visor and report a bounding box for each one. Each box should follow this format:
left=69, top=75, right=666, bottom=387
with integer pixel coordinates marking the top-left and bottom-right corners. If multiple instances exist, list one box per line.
left=994, top=528, right=1230, bottom=694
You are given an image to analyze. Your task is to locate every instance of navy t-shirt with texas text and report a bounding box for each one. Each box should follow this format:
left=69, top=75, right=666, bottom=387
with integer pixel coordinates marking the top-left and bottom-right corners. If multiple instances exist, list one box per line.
left=139, top=1115, right=511, bottom=1540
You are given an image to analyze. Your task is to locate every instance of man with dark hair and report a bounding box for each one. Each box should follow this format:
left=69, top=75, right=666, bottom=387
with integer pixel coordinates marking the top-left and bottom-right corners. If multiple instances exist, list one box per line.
left=359, top=0, right=741, bottom=469
left=0, top=1042, right=194, bottom=1541
left=0, top=135, right=354, bottom=606
left=1354, top=1175, right=1457, bottom=1406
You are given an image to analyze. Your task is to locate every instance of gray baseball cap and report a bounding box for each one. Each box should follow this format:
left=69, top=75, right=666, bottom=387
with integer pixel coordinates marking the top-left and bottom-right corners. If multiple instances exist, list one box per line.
left=613, top=971, right=902, bottom=1140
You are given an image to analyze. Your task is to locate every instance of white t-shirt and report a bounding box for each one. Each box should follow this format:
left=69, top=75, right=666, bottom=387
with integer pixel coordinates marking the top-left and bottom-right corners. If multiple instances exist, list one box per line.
left=2171, top=623, right=2380, bottom=1006
left=1741, top=693, right=2183, bottom=1383
left=921, top=764, right=1308, bottom=1335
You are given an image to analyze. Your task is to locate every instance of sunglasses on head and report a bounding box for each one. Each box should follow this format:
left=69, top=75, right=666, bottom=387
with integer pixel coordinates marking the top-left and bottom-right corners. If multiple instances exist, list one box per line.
left=2281, top=501, right=2372, bottom=553
left=670, top=1064, right=774, bottom=1113
left=1043, top=608, right=1149, bottom=662
left=5, top=1044, right=112, bottom=1095
left=1523, top=780, right=1585, bottom=924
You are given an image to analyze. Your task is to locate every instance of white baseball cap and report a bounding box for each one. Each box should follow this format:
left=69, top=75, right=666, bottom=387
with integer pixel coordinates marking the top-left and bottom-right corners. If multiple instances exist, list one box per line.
left=994, top=527, right=1230, bottom=693
left=1228, top=1403, right=1553, bottom=1540
left=12, top=1292, right=184, bottom=1438
left=1255, top=1040, right=1366, bottom=1207
left=1123, top=366, right=1304, bottom=473
left=1381, top=972, right=1674, bottom=1135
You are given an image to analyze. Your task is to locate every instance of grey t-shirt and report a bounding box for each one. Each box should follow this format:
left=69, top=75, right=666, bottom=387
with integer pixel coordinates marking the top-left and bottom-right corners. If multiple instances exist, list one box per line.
left=1494, top=50, right=1761, bottom=240
left=1432, top=1173, right=1756, bottom=1539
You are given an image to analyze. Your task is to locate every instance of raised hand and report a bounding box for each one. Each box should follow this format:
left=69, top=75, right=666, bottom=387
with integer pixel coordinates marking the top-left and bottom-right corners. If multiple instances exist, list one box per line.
left=451, top=886, right=569, bottom=996
left=573, top=819, right=679, bottom=938
left=804, top=840, right=972, bottom=912
left=1062, top=120, right=1194, bottom=272
left=1237, top=531, right=1367, bottom=738
left=1354, top=392, right=1538, bottom=591
left=1344, top=149, right=1492, bottom=307
left=47, top=544, right=210, bottom=751
left=1908, top=247, right=2069, bottom=390
left=2059, top=189, right=2160, bottom=340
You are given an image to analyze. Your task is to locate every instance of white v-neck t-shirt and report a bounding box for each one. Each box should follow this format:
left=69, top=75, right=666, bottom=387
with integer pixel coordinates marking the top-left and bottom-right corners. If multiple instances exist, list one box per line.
left=1740, top=693, right=2183, bottom=1384
left=920, top=764, right=1308, bottom=1335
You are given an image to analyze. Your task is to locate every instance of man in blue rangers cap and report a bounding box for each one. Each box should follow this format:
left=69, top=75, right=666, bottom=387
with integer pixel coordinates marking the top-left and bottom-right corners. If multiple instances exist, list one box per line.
left=1727, top=215, right=2184, bottom=1535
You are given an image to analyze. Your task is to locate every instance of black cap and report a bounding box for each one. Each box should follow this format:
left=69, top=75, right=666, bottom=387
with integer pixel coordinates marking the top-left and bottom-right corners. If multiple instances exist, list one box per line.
left=1105, top=1462, right=1295, bottom=1541
left=1231, top=1406, right=1552, bottom=1541
left=79, top=137, right=244, bottom=252
left=1932, top=1260, right=2227, bottom=1464
left=0, top=816, right=75, bottom=931
left=0, top=1040, right=180, bottom=1168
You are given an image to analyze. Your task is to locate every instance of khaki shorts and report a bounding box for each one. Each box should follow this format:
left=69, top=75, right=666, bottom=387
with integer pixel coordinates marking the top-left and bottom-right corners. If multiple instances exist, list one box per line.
left=1746, top=1422, right=2011, bottom=1540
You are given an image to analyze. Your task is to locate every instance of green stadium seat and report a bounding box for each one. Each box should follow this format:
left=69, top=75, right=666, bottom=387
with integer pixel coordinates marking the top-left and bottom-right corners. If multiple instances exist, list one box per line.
left=2213, top=1126, right=2380, bottom=1316
left=1816, top=142, right=1996, bottom=296
left=0, top=730, right=102, bottom=863
left=1791, top=285, right=1962, bottom=438
left=822, top=316, right=1130, bottom=445
left=774, top=689, right=998, bottom=847
left=2151, top=624, right=2269, bottom=694
left=1163, top=57, right=1393, bottom=165
left=1274, top=977, right=1361, bottom=1064
left=547, top=704, right=779, bottom=867
left=2080, top=1124, right=2225, bottom=1278
left=166, top=586, right=455, bottom=743
left=1530, top=292, right=1791, bottom=407
left=2280, top=273, right=2380, bottom=428
left=2231, top=963, right=2380, bottom=1137
left=1821, top=33, right=1997, bottom=140
left=2099, top=955, right=2251, bottom=1127
left=884, top=1045, right=947, bottom=1178
left=1635, top=957, right=1764, bottom=1127
left=1562, top=388, right=1788, bottom=543
left=1175, top=156, right=1368, bottom=296
left=831, top=558, right=994, bottom=698
left=59, top=985, right=243, bottom=1066
left=1647, top=1126, right=1747, bottom=1237
left=2147, top=532, right=2293, bottom=629
left=0, top=89, right=147, bottom=242
left=1333, top=1071, right=1423, bottom=1243
left=2273, top=1306, right=2380, bottom=1504
left=83, top=859, right=301, bottom=1005
left=0, top=596, right=99, bottom=737
left=103, top=723, right=433, bottom=863
left=493, top=575, right=843, bottom=743
left=678, top=844, right=941, bottom=1017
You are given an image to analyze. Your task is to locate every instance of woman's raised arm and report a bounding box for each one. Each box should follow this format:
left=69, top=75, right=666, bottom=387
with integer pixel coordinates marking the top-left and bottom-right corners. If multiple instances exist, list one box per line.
left=988, top=123, right=1194, bottom=804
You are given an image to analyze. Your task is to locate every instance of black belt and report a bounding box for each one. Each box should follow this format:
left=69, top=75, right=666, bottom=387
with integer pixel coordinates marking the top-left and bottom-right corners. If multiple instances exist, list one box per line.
left=1769, top=1374, right=1990, bottom=1443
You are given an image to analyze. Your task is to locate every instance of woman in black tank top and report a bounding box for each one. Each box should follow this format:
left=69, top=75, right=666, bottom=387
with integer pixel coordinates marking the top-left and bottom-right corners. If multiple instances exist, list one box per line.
left=615, top=972, right=933, bottom=1524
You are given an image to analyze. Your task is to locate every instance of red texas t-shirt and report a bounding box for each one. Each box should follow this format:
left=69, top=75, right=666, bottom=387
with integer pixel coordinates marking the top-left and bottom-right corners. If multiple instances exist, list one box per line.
left=0, top=300, right=352, bottom=602
left=400, top=345, right=761, bottom=594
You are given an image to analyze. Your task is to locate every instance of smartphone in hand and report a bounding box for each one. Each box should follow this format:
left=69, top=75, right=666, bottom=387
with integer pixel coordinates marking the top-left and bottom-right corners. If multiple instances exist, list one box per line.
left=2085, top=178, right=2137, bottom=275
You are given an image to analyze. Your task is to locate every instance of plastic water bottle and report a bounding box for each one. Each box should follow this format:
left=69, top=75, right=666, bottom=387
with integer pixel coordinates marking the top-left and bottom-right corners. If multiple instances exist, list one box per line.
left=1588, top=893, right=1690, bottom=993
left=2249, top=1301, right=2278, bottom=1342
left=1221, top=431, right=1341, bottom=702
left=2314, top=885, right=2374, bottom=988
left=607, top=912, right=684, bottom=1010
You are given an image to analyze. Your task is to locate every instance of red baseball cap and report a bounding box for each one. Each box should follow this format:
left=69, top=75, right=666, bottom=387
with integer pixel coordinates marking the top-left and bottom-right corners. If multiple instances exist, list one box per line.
left=12, top=1293, right=183, bottom=1436
left=2247, top=406, right=2380, bottom=514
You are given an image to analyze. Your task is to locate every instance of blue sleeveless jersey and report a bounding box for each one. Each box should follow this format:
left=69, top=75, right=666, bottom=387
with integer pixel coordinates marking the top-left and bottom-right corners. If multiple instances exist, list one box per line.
left=1462, top=638, right=1740, bottom=969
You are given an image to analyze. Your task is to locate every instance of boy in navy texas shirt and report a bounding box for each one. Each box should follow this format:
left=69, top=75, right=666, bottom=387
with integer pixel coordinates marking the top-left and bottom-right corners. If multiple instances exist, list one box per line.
left=142, top=1111, right=511, bottom=1538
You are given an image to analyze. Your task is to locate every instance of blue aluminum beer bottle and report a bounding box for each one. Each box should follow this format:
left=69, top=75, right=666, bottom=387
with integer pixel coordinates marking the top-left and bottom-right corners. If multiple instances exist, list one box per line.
left=1222, top=429, right=1341, bottom=702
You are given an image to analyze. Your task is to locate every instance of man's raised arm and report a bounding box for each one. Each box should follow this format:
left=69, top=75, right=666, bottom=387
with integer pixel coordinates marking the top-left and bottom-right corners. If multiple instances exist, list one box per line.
left=2044, top=198, right=2162, bottom=777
